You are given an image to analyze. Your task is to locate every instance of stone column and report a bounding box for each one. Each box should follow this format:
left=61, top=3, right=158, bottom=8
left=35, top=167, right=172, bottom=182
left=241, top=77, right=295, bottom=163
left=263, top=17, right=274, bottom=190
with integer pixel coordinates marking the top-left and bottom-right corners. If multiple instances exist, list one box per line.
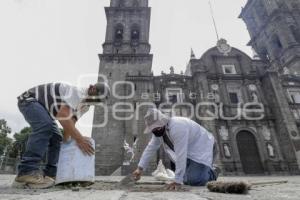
left=262, top=71, right=300, bottom=173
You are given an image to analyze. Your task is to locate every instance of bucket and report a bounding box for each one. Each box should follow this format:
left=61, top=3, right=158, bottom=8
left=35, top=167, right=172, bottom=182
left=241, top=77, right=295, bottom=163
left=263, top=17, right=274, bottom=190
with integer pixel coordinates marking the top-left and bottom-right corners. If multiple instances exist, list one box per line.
left=55, top=138, right=95, bottom=185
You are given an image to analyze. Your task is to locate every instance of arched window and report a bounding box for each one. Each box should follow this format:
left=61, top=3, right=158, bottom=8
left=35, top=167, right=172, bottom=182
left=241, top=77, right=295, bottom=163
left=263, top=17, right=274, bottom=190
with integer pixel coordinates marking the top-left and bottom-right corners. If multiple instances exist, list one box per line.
left=274, top=35, right=282, bottom=48
left=131, top=29, right=139, bottom=40
left=271, top=35, right=283, bottom=55
left=114, top=24, right=124, bottom=45
left=291, top=25, right=300, bottom=43
left=131, top=25, right=140, bottom=46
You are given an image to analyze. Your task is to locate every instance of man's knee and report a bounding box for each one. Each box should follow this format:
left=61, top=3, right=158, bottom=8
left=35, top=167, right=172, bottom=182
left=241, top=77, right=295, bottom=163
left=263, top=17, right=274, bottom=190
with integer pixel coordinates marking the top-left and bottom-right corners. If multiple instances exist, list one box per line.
left=184, top=163, right=213, bottom=186
left=185, top=175, right=210, bottom=186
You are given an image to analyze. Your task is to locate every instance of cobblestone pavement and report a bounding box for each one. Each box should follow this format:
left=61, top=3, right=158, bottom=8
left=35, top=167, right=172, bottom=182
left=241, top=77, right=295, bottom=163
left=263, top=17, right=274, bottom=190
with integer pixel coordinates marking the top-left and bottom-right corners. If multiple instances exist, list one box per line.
left=1, top=175, right=300, bottom=200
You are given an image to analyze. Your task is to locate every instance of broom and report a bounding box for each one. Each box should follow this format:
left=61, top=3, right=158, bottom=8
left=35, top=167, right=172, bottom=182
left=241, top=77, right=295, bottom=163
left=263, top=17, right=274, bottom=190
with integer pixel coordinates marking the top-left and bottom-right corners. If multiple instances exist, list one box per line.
left=207, top=180, right=288, bottom=194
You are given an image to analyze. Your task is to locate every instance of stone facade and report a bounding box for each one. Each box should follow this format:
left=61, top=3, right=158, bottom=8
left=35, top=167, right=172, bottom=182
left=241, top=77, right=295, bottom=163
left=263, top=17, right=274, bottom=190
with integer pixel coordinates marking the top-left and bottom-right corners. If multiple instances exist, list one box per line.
left=92, top=0, right=300, bottom=175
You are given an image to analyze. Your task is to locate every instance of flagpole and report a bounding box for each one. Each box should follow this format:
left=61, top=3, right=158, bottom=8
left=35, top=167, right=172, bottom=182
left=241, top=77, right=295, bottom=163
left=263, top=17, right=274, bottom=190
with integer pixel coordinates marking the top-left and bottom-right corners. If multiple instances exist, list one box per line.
left=209, top=0, right=220, bottom=41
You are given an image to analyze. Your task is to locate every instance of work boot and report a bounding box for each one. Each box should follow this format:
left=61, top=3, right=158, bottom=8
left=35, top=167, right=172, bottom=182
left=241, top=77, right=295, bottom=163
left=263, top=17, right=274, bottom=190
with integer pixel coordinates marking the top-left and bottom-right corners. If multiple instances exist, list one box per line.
left=12, top=172, right=55, bottom=189
left=27, top=176, right=55, bottom=189
left=44, top=175, right=56, bottom=180
left=212, top=166, right=221, bottom=180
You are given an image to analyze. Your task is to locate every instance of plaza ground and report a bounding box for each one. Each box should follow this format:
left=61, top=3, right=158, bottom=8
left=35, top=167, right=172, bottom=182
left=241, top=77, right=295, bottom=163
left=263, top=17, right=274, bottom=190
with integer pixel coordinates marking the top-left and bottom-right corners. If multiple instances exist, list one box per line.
left=1, top=175, right=300, bottom=200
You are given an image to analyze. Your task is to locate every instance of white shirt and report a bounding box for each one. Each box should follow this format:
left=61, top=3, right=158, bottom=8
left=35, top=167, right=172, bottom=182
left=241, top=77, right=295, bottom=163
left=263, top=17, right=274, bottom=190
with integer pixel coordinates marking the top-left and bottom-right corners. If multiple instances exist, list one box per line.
left=59, top=83, right=90, bottom=119
left=138, top=117, right=215, bottom=184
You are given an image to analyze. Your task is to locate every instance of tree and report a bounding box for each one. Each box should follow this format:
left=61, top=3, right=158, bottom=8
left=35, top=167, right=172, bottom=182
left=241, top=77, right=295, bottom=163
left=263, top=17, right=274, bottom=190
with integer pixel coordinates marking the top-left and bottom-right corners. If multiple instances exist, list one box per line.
left=9, top=127, right=63, bottom=158
left=0, top=119, right=11, bottom=135
left=0, top=119, right=12, bottom=156
left=9, top=127, right=31, bottom=158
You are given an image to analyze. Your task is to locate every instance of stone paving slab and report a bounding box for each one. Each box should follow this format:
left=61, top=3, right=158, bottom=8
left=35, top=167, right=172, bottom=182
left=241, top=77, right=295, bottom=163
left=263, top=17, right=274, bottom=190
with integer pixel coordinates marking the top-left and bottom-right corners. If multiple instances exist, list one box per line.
left=95, top=176, right=167, bottom=184
left=0, top=190, right=126, bottom=200
left=1, top=175, right=300, bottom=200
left=124, top=192, right=207, bottom=200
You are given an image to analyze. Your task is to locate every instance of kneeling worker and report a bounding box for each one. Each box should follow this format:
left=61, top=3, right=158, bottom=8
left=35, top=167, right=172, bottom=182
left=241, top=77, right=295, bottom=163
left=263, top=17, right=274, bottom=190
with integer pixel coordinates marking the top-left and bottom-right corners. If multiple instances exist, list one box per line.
left=133, top=108, right=218, bottom=190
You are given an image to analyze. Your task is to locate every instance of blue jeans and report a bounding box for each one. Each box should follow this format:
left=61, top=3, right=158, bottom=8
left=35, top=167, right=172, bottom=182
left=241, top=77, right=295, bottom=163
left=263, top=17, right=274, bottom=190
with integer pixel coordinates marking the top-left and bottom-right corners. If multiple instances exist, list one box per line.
left=17, top=99, right=62, bottom=177
left=183, top=159, right=216, bottom=186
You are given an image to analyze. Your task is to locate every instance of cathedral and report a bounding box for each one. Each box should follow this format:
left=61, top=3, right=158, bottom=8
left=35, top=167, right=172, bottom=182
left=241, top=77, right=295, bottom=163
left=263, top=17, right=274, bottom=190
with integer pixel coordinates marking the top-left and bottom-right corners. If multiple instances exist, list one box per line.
left=92, top=0, right=300, bottom=176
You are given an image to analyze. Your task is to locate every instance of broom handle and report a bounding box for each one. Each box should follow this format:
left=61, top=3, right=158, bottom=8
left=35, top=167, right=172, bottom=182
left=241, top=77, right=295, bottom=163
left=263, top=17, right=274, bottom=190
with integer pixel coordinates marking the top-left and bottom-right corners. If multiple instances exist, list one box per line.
left=250, top=180, right=288, bottom=186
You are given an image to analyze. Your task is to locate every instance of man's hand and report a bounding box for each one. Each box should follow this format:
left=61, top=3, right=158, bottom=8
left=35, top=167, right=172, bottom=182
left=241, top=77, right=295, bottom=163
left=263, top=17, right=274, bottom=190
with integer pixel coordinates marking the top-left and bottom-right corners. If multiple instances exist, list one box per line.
left=132, top=167, right=143, bottom=181
left=75, top=136, right=95, bottom=156
left=166, top=182, right=182, bottom=191
left=57, top=105, right=94, bottom=156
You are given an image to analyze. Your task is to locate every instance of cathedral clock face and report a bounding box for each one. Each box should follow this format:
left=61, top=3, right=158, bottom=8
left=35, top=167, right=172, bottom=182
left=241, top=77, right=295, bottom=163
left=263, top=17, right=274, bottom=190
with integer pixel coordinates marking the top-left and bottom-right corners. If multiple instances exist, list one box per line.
left=217, top=39, right=232, bottom=56
left=219, top=44, right=230, bottom=51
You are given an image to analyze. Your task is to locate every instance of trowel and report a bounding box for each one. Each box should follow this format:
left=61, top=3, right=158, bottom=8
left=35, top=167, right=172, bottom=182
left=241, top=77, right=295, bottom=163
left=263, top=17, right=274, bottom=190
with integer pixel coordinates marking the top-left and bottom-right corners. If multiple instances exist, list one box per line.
left=118, top=174, right=137, bottom=188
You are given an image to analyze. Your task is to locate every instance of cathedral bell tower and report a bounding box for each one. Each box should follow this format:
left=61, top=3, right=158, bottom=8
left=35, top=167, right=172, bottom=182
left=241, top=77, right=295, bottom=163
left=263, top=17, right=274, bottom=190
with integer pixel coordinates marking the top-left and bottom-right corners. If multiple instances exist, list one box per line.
left=103, top=0, right=151, bottom=56
left=240, top=0, right=300, bottom=74
left=92, top=0, right=153, bottom=175
left=240, top=0, right=300, bottom=173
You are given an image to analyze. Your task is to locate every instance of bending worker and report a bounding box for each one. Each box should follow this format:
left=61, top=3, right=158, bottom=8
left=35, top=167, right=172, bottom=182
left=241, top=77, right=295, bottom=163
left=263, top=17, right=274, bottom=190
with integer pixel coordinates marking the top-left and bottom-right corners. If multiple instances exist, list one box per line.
left=14, top=82, right=110, bottom=189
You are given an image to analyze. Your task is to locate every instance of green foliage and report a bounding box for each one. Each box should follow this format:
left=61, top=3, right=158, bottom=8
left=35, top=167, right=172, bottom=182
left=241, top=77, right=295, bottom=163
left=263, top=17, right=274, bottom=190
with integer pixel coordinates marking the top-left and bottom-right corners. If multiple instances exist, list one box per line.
left=9, top=127, right=32, bottom=158
left=13, top=127, right=31, bottom=142
left=0, top=119, right=11, bottom=136
left=0, top=119, right=12, bottom=156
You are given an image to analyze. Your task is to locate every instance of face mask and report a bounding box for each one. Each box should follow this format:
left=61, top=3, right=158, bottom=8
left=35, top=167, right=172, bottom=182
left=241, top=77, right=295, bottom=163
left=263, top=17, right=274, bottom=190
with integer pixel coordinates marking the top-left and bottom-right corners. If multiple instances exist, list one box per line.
left=85, top=97, right=102, bottom=103
left=152, top=127, right=165, bottom=137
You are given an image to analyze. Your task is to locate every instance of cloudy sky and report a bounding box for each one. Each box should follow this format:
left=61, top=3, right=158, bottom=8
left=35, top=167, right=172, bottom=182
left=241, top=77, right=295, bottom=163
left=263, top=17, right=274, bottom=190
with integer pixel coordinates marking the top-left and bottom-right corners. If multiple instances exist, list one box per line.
left=0, top=0, right=250, bottom=137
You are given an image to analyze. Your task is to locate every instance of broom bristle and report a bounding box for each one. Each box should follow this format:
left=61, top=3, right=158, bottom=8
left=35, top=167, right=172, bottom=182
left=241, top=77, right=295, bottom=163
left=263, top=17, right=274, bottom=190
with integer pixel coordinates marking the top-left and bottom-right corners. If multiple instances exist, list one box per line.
left=206, top=181, right=250, bottom=194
